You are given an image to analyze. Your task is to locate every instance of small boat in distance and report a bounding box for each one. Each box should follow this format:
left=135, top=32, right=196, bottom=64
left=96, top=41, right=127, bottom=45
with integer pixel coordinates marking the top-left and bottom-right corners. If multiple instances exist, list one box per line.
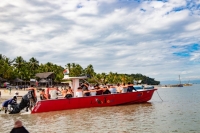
left=170, top=75, right=183, bottom=87
left=183, top=83, right=192, bottom=86
left=31, top=75, right=157, bottom=114
left=183, top=80, right=193, bottom=86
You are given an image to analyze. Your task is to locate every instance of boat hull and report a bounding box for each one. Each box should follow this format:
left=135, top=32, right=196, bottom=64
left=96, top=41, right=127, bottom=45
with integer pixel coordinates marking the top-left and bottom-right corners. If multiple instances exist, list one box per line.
left=31, top=89, right=156, bottom=114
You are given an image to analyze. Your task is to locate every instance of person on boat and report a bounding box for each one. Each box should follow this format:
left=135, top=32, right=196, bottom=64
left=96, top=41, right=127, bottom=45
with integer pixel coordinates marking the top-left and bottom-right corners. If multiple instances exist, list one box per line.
left=45, top=85, right=51, bottom=99
left=81, top=83, right=90, bottom=96
left=49, top=86, right=59, bottom=99
left=75, top=87, right=83, bottom=97
left=120, top=83, right=128, bottom=93
left=64, top=88, right=73, bottom=99
left=10, top=120, right=29, bottom=133
left=88, top=84, right=94, bottom=90
left=68, top=86, right=74, bottom=96
left=40, top=89, right=48, bottom=100
left=108, top=85, right=117, bottom=94
left=102, top=86, right=111, bottom=94
left=61, top=88, right=67, bottom=97
left=127, top=82, right=137, bottom=92
left=95, top=85, right=103, bottom=95
left=0, top=96, right=17, bottom=113
left=90, top=86, right=97, bottom=96
left=116, top=83, right=122, bottom=93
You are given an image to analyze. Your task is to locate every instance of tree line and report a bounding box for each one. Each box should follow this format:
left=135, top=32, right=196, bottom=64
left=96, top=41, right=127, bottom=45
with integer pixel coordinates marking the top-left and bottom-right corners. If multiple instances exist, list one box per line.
left=0, top=54, right=160, bottom=85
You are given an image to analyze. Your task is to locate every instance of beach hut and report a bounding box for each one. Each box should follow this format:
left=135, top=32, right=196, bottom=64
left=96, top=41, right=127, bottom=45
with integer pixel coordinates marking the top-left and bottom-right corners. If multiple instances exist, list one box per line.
left=13, top=78, right=23, bottom=82
left=35, top=72, right=55, bottom=86
left=39, top=79, right=48, bottom=83
left=12, top=78, right=24, bottom=87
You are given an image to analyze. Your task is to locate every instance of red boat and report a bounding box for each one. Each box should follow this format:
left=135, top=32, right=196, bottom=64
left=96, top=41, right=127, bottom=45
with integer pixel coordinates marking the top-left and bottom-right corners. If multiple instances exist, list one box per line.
left=31, top=89, right=156, bottom=114
left=31, top=76, right=157, bottom=114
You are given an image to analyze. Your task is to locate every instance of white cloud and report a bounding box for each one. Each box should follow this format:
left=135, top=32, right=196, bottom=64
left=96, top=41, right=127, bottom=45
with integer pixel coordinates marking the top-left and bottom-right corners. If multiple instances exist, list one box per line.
left=0, top=22, right=15, bottom=32
left=185, top=21, right=200, bottom=31
left=0, top=0, right=200, bottom=83
left=23, top=13, right=44, bottom=22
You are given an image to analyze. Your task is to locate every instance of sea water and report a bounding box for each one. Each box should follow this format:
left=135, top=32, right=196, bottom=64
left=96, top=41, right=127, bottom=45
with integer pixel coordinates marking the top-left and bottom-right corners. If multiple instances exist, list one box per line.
left=0, top=84, right=200, bottom=133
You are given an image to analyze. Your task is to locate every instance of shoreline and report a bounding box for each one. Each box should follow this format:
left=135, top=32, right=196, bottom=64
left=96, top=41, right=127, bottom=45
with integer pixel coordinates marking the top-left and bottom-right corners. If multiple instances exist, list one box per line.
left=0, top=88, right=40, bottom=106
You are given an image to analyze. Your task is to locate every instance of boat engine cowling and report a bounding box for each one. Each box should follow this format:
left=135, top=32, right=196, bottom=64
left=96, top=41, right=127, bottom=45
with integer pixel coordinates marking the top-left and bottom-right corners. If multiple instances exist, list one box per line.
left=9, top=91, right=36, bottom=114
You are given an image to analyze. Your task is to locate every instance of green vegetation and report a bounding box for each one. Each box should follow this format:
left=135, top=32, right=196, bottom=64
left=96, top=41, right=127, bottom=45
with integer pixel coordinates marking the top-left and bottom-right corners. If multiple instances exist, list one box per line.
left=0, top=54, right=160, bottom=85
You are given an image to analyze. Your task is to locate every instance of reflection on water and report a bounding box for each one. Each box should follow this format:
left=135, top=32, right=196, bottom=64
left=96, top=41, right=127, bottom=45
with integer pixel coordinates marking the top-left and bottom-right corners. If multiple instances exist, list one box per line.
left=1, top=85, right=200, bottom=133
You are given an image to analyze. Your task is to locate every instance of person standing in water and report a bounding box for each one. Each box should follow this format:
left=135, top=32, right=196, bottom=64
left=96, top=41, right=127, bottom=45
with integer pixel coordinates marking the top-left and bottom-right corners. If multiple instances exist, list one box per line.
left=10, top=120, right=29, bottom=133
left=9, top=86, right=12, bottom=95
left=27, top=85, right=37, bottom=111
left=0, top=96, right=17, bottom=113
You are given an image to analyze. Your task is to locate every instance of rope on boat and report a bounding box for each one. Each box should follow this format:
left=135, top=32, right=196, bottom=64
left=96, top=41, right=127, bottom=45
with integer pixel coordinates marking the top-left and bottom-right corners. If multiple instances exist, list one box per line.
left=156, top=90, right=163, bottom=102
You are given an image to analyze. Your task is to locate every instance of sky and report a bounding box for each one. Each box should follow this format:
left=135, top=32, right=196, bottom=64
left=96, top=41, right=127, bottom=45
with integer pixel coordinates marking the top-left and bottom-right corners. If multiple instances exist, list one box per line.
left=0, top=0, right=200, bottom=84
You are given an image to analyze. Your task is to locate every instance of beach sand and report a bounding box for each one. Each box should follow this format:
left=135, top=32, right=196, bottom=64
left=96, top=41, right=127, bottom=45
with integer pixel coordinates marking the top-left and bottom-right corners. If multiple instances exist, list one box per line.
left=0, top=88, right=40, bottom=103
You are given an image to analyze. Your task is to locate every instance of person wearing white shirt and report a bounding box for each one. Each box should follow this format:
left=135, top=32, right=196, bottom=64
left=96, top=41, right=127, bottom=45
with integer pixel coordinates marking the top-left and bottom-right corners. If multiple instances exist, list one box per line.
left=49, top=88, right=58, bottom=99
left=90, top=88, right=96, bottom=96
left=116, top=83, right=122, bottom=93
left=120, top=83, right=128, bottom=93
left=75, top=87, right=83, bottom=97
left=88, top=85, right=94, bottom=90
left=108, top=85, right=117, bottom=94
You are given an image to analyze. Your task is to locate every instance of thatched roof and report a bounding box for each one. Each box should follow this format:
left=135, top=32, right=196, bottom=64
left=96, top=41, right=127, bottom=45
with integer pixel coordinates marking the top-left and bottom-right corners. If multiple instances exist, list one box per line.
left=39, top=79, right=48, bottom=83
left=13, top=78, right=23, bottom=82
left=35, top=72, right=55, bottom=79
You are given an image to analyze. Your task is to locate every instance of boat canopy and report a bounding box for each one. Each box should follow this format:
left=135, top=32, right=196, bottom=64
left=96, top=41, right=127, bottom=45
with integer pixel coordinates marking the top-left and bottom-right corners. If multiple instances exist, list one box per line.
left=62, top=76, right=87, bottom=96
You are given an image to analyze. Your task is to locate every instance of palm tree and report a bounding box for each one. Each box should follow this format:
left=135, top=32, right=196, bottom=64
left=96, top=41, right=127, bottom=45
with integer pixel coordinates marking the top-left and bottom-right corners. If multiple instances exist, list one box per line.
left=14, top=56, right=25, bottom=71
left=66, top=63, right=71, bottom=70
left=0, top=55, right=15, bottom=80
left=92, top=73, right=102, bottom=84
left=73, top=64, right=83, bottom=76
left=46, top=62, right=54, bottom=72
left=65, top=63, right=83, bottom=77
left=0, top=54, right=15, bottom=66
left=84, top=64, right=95, bottom=77
left=29, top=57, right=39, bottom=77
left=4, top=57, right=15, bottom=66
left=1, top=63, right=14, bottom=79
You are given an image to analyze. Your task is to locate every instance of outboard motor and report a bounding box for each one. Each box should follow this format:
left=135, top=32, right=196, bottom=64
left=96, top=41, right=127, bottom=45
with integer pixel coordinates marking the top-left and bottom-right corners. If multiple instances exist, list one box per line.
left=9, top=90, right=37, bottom=114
